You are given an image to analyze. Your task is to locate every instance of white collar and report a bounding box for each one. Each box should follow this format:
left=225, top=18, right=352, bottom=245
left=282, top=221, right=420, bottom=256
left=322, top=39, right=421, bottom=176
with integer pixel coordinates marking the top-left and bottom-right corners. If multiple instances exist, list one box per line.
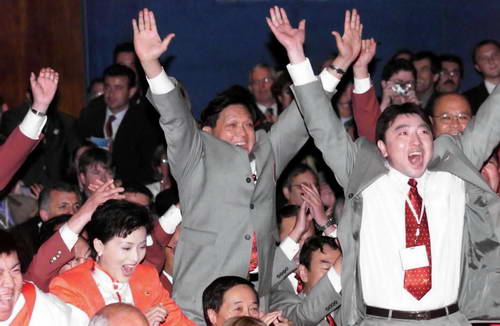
left=484, top=80, right=498, bottom=94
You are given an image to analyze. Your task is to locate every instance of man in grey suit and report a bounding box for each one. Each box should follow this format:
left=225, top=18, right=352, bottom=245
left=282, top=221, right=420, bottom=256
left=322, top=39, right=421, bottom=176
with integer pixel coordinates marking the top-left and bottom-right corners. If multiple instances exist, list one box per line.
left=131, top=7, right=358, bottom=323
left=287, top=28, right=500, bottom=325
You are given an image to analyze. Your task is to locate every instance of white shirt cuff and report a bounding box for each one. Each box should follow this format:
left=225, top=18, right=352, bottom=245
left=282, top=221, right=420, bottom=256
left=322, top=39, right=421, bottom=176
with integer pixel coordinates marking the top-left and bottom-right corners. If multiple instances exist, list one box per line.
left=353, top=77, right=371, bottom=94
left=279, top=236, right=300, bottom=261
left=323, top=227, right=338, bottom=238
left=319, top=69, right=341, bottom=93
left=287, top=58, right=317, bottom=86
left=19, top=109, right=47, bottom=140
left=159, top=204, right=182, bottom=234
left=146, top=68, right=175, bottom=95
left=327, top=267, right=342, bottom=293
left=59, top=223, right=79, bottom=252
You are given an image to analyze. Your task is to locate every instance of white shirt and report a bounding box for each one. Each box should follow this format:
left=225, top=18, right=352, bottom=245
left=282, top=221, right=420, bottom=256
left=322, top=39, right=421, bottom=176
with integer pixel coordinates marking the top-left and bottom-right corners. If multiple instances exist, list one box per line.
left=19, top=108, right=47, bottom=140
left=360, top=167, right=465, bottom=310
left=257, top=102, right=278, bottom=117
left=92, top=267, right=134, bottom=305
left=485, top=80, right=498, bottom=95
left=103, top=107, right=128, bottom=139
left=0, top=283, right=89, bottom=325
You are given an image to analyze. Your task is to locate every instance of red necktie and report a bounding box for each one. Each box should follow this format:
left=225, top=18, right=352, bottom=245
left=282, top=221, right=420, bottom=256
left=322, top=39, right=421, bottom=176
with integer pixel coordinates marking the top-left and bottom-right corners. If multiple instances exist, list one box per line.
left=404, top=178, right=432, bottom=300
left=294, top=273, right=304, bottom=294
left=105, top=115, right=116, bottom=139
left=248, top=232, right=259, bottom=272
left=326, top=315, right=336, bottom=326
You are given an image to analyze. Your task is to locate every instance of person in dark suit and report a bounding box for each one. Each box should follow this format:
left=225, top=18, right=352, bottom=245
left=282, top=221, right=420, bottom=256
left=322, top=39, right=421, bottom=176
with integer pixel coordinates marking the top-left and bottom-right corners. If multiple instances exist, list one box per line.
left=76, top=64, right=160, bottom=185
left=463, top=39, right=500, bottom=114
left=0, top=68, right=60, bottom=190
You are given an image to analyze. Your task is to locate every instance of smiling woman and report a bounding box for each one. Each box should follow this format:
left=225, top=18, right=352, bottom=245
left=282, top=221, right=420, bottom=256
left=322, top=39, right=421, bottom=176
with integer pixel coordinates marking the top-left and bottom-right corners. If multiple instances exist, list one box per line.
left=49, top=200, right=195, bottom=326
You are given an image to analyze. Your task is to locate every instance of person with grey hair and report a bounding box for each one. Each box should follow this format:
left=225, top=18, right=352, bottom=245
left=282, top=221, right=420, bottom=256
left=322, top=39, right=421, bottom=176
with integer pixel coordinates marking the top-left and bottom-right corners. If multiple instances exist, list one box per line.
left=248, top=63, right=278, bottom=121
left=89, top=303, right=149, bottom=326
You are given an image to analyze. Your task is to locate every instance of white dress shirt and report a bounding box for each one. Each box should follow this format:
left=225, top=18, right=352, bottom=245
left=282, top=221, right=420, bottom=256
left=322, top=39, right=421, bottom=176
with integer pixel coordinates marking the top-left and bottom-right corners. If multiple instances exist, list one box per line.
left=104, top=107, right=128, bottom=139
left=485, top=80, right=498, bottom=95
left=92, top=266, right=134, bottom=305
left=360, top=167, right=464, bottom=310
left=19, top=108, right=47, bottom=140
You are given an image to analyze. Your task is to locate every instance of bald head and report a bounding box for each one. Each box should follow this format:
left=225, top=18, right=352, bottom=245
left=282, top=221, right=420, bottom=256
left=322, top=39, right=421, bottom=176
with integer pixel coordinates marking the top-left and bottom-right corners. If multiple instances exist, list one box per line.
left=89, top=303, right=148, bottom=326
left=431, top=93, right=472, bottom=137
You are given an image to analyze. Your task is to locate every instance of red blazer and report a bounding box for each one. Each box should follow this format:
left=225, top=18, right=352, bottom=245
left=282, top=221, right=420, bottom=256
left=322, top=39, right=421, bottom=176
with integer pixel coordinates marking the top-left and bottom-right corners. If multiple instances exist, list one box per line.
left=0, top=127, right=41, bottom=190
left=352, top=87, right=381, bottom=143
left=24, top=220, right=172, bottom=292
left=49, top=259, right=194, bottom=326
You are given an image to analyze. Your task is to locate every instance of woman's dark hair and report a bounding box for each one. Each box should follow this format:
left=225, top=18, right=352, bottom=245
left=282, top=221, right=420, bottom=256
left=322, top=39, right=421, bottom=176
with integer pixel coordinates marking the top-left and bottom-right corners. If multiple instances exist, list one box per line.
left=86, top=200, right=153, bottom=258
left=202, top=276, right=258, bottom=326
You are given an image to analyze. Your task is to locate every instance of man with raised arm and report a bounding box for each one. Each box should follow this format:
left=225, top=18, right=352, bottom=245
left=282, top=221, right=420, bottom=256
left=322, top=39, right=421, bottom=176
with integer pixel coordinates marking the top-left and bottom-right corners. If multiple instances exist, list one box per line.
left=0, top=68, right=58, bottom=190
left=132, top=7, right=355, bottom=323
left=286, top=14, right=500, bottom=326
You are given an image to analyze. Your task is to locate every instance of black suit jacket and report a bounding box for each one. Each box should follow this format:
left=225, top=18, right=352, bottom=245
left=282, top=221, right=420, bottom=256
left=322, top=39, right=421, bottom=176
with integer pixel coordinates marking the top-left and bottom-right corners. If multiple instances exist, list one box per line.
left=0, top=103, right=79, bottom=186
left=464, top=82, right=489, bottom=115
left=76, top=96, right=161, bottom=184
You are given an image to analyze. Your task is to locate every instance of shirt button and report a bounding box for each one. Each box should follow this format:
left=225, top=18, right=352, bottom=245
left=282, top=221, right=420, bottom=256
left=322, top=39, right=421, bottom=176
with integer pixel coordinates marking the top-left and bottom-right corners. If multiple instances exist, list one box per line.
left=348, top=193, right=354, bottom=199
left=250, top=203, right=254, bottom=209
left=245, top=234, right=251, bottom=240
left=246, top=177, right=252, bottom=183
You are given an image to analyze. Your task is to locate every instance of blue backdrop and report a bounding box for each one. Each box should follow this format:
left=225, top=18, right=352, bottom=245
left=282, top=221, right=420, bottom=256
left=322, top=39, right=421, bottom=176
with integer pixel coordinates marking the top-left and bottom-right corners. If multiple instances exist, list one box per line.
left=84, top=0, right=500, bottom=117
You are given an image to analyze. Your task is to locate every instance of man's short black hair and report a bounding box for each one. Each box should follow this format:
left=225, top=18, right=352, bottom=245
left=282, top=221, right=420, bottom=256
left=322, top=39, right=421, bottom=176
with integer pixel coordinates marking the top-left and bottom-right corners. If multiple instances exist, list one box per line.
left=472, top=39, right=500, bottom=64
left=86, top=200, right=153, bottom=258
left=282, top=163, right=318, bottom=189
left=413, top=51, right=440, bottom=75
left=123, top=183, right=154, bottom=203
left=78, top=147, right=113, bottom=174
left=113, top=42, right=136, bottom=63
left=38, top=182, right=81, bottom=210
left=299, top=236, right=339, bottom=270
left=381, top=59, right=417, bottom=82
left=276, top=204, right=300, bottom=227
left=103, top=64, right=136, bottom=89
left=200, top=86, right=256, bottom=128
left=0, top=230, right=18, bottom=256
left=202, top=276, right=258, bottom=326
left=375, top=103, right=433, bottom=143
left=439, top=54, right=464, bottom=78
left=155, top=183, right=179, bottom=216
left=390, top=49, right=413, bottom=62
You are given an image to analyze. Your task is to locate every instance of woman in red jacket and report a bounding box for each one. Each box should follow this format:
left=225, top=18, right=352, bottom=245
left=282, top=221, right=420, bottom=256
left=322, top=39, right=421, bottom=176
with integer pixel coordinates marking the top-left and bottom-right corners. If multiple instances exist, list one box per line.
left=49, top=200, right=194, bottom=326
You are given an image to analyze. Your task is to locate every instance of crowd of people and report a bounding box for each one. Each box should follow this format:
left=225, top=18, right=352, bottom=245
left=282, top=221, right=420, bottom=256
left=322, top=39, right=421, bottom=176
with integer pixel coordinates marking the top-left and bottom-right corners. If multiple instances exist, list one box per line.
left=0, top=5, right=500, bottom=326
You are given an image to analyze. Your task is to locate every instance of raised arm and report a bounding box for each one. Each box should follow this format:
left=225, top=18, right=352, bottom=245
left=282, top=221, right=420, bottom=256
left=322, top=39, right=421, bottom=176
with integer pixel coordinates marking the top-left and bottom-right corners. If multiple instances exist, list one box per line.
left=460, top=85, right=500, bottom=169
left=351, top=39, right=380, bottom=142
left=134, top=9, right=202, bottom=181
left=289, top=10, right=362, bottom=187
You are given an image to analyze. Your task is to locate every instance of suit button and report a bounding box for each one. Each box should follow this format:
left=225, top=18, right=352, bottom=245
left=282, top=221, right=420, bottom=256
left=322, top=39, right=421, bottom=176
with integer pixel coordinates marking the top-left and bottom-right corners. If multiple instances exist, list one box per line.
left=246, top=177, right=252, bottom=183
left=245, top=234, right=251, bottom=240
left=348, top=193, right=353, bottom=199
left=250, top=203, right=254, bottom=209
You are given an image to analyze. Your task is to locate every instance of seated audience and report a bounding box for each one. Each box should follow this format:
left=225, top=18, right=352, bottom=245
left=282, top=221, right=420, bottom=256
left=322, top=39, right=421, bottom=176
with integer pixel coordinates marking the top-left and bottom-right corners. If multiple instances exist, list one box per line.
left=49, top=200, right=194, bottom=325
left=0, top=229, right=89, bottom=325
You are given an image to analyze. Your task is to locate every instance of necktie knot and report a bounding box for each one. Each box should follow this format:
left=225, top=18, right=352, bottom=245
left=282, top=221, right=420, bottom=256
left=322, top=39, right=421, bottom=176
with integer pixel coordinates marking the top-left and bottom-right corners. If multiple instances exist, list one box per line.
left=408, top=178, right=417, bottom=188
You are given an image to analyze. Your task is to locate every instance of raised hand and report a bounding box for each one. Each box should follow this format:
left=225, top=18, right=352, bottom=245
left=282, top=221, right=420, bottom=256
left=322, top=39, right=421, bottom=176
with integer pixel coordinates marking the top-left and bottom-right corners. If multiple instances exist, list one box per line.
left=30, top=68, right=59, bottom=114
left=133, top=8, right=175, bottom=78
left=353, top=38, right=377, bottom=79
left=332, top=9, right=362, bottom=65
left=266, top=6, right=306, bottom=64
left=288, top=200, right=313, bottom=243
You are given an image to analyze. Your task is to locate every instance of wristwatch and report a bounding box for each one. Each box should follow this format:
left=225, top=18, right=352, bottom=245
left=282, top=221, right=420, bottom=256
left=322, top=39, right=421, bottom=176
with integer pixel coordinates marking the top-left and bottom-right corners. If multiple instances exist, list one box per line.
left=314, top=216, right=336, bottom=232
left=328, top=64, right=346, bottom=75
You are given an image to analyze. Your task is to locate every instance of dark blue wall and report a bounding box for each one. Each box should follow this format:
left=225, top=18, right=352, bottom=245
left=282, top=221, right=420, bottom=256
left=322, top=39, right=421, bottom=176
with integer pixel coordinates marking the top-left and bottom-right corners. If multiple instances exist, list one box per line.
left=84, top=0, right=500, bottom=117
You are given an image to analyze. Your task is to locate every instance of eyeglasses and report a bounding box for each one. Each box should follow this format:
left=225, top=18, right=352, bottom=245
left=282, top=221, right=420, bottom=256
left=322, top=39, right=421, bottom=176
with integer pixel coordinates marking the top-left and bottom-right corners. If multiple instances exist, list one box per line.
left=250, top=77, right=273, bottom=85
left=440, top=70, right=460, bottom=77
left=433, top=113, right=471, bottom=124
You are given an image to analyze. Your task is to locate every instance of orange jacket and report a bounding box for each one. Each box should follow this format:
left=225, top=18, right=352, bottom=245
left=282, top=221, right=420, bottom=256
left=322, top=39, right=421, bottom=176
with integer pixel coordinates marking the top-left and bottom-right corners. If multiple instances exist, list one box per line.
left=49, top=259, right=194, bottom=326
left=10, top=282, right=36, bottom=326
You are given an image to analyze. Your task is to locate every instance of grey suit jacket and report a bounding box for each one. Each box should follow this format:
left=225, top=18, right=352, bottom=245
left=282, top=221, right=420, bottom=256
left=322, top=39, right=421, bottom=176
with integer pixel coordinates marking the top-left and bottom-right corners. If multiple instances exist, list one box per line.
left=147, top=84, right=312, bottom=323
left=270, top=273, right=340, bottom=326
left=292, top=80, right=500, bottom=325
